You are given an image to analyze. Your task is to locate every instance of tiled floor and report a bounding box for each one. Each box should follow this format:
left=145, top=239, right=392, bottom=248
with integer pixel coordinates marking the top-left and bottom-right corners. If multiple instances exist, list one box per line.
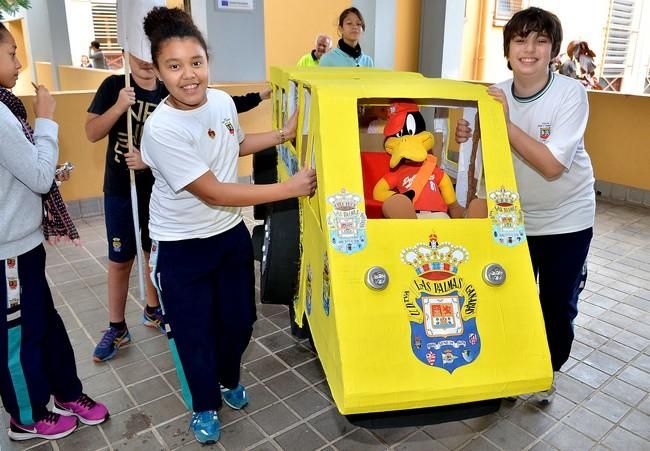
left=1, top=201, right=649, bottom=451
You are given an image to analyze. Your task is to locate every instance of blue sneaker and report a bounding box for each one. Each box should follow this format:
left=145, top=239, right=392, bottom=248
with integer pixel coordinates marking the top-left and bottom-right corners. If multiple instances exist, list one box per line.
left=143, top=306, right=165, bottom=333
left=93, top=327, right=131, bottom=362
left=220, top=384, right=248, bottom=410
left=189, top=410, right=220, bottom=444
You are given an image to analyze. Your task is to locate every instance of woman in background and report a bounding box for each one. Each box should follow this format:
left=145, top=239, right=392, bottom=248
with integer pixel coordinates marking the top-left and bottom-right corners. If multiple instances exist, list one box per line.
left=320, top=7, right=374, bottom=67
left=80, top=54, right=92, bottom=68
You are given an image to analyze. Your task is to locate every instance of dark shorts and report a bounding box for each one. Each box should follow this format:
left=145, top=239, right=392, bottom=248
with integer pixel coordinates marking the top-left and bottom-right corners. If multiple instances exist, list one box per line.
left=104, top=193, right=152, bottom=262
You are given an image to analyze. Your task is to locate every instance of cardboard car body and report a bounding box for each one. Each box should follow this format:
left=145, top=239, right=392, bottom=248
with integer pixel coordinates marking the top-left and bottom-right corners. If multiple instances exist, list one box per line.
left=260, top=67, right=552, bottom=415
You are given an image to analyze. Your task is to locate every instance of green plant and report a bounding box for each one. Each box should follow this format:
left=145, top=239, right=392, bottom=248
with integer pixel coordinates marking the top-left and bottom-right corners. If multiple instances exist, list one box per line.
left=0, top=0, right=31, bottom=19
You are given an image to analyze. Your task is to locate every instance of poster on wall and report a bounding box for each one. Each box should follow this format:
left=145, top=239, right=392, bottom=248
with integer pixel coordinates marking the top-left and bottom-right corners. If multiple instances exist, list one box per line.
left=216, top=0, right=254, bottom=11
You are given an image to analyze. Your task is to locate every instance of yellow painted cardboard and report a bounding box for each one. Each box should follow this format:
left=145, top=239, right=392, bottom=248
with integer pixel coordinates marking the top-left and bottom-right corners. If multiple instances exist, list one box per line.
left=269, top=67, right=552, bottom=415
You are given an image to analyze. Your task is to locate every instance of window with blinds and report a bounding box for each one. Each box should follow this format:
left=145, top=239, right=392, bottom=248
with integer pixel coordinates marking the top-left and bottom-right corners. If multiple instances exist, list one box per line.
left=601, top=0, right=635, bottom=91
left=91, top=1, right=119, bottom=52
left=494, top=0, right=524, bottom=23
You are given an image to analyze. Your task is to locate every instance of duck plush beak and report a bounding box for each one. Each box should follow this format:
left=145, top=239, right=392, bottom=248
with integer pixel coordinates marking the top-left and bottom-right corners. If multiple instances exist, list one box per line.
left=384, top=131, right=435, bottom=169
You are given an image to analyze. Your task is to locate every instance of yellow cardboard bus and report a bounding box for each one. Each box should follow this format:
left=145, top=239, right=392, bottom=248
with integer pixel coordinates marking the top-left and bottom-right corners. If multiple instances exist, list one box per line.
left=252, top=67, right=552, bottom=418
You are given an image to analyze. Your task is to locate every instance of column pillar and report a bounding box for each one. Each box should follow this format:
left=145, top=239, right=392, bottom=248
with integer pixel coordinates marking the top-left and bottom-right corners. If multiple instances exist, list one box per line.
left=25, top=0, right=72, bottom=90
left=418, top=0, right=464, bottom=78
left=353, top=0, right=396, bottom=69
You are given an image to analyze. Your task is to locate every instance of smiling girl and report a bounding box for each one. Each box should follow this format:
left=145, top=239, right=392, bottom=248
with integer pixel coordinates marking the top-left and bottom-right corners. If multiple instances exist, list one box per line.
left=140, top=7, right=316, bottom=445
left=320, top=7, right=374, bottom=67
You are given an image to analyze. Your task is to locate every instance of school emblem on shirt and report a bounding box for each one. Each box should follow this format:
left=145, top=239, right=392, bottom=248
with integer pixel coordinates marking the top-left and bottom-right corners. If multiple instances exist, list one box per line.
left=488, top=186, right=526, bottom=247
left=7, top=277, right=18, bottom=290
left=326, top=189, right=367, bottom=255
left=399, top=233, right=481, bottom=373
left=222, top=118, right=235, bottom=135
left=208, top=128, right=216, bottom=139
left=538, top=123, right=551, bottom=140
left=6, top=258, right=16, bottom=269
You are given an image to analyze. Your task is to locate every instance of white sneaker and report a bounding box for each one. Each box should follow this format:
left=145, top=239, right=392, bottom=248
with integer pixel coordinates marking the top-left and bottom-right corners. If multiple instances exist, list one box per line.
left=533, top=373, right=557, bottom=406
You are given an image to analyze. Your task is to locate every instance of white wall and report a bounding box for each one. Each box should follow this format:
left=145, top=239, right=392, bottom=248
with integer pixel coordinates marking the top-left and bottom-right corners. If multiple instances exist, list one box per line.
left=533, top=0, right=650, bottom=94
left=203, top=0, right=266, bottom=82
left=419, top=0, right=465, bottom=78
left=25, top=0, right=73, bottom=89
left=65, top=0, right=96, bottom=67
left=25, top=0, right=54, bottom=63
left=530, top=0, right=610, bottom=59
left=480, top=0, right=612, bottom=84
left=352, top=0, right=397, bottom=69
left=623, top=0, right=650, bottom=93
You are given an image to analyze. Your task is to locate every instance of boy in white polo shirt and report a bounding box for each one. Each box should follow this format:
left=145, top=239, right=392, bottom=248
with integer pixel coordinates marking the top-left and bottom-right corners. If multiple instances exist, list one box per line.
left=456, top=7, right=595, bottom=405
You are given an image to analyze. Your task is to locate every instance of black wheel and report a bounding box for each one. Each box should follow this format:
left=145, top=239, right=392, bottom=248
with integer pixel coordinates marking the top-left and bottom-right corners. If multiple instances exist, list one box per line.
left=252, top=147, right=278, bottom=220
left=345, top=399, right=501, bottom=428
left=260, top=198, right=300, bottom=305
left=289, top=302, right=312, bottom=340
left=252, top=224, right=264, bottom=262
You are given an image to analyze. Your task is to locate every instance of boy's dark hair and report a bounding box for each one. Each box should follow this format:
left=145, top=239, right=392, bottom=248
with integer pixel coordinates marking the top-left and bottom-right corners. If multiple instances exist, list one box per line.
left=0, top=23, right=10, bottom=42
left=338, top=7, right=366, bottom=31
left=503, top=7, right=562, bottom=70
left=143, top=7, right=208, bottom=68
left=91, top=40, right=101, bottom=49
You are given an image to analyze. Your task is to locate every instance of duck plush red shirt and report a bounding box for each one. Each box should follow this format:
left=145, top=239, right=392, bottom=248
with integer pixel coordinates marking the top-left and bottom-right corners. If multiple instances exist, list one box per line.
left=372, top=100, right=464, bottom=219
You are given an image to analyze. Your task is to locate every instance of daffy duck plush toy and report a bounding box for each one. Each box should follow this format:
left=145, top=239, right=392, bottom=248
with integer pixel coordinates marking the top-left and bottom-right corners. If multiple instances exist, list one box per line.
left=372, top=100, right=464, bottom=219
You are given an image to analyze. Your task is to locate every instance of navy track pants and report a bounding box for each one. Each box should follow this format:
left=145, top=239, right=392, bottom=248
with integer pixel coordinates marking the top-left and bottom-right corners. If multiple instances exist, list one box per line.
left=527, top=227, right=593, bottom=371
left=1, top=244, right=82, bottom=424
left=151, top=221, right=256, bottom=412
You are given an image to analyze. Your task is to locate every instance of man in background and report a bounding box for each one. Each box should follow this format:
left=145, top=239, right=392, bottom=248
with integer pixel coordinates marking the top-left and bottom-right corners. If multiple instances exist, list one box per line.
left=297, top=34, right=332, bottom=67
left=89, top=41, right=107, bottom=69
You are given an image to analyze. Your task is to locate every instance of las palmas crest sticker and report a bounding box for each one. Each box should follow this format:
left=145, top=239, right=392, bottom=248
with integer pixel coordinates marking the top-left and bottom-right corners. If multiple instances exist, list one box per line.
left=488, top=186, right=526, bottom=247
left=400, top=233, right=480, bottom=373
left=326, top=189, right=367, bottom=254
